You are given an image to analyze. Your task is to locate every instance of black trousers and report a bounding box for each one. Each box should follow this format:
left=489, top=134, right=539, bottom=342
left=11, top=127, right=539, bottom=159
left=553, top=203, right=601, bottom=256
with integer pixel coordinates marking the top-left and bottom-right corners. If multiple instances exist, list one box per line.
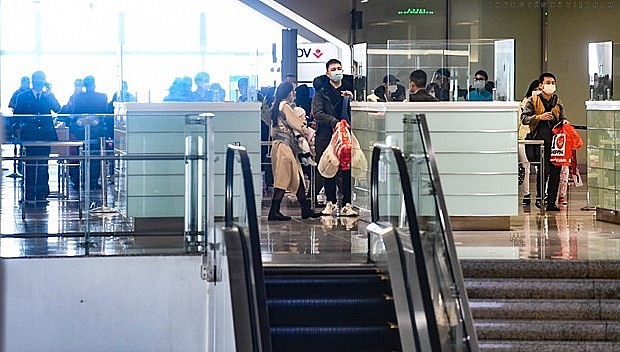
left=315, top=137, right=352, bottom=205
left=24, top=146, right=51, bottom=201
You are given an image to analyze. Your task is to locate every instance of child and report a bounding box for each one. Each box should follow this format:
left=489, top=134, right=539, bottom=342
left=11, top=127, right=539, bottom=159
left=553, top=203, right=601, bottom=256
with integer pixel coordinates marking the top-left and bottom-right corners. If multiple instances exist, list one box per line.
left=292, top=106, right=316, bottom=167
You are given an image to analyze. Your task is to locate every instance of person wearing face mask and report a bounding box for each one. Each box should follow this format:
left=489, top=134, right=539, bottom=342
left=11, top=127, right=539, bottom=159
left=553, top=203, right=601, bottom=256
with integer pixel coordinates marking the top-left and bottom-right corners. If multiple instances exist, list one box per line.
left=372, top=74, right=406, bottom=102
left=466, top=70, right=493, bottom=101
left=521, top=72, right=566, bottom=212
left=432, top=68, right=452, bottom=101
left=268, top=81, right=321, bottom=221
left=311, top=58, right=357, bottom=217
left=517, top=79, right=542, bottom=206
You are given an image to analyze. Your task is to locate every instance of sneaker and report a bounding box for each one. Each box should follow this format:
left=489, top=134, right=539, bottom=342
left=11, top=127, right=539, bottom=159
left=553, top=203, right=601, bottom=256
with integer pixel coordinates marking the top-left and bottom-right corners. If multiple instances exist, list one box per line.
left=522, top=193, right=531, bottom=205
left=340, top=203, right=358, bottom=217
left=546, top=204, right=561, bottom=212
left=535, top=198, right=542, bottom=209
left=322, top=201, right=336, bottom=215
left=558, top=196, right=567, bottom=205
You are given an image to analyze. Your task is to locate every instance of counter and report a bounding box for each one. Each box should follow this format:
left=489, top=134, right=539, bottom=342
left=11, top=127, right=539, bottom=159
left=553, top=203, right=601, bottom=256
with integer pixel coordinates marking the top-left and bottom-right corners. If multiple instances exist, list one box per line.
left=114, top=102, right=262, bottom=230
left=352, top=101, right=520, bottom=230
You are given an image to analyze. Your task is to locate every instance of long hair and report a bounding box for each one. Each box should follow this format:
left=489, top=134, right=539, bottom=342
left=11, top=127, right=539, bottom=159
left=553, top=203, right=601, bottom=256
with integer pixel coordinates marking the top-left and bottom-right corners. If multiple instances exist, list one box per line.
left=270, top=81, right=294, bottom=127
left=525, top=79, right=540, bottom=98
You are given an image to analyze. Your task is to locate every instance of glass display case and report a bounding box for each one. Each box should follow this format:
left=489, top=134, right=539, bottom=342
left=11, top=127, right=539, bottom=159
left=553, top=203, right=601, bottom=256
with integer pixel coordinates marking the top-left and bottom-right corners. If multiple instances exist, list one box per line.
left=352, top=39, right=515, bottom=102
left=586, top=102, right=620, bottom=223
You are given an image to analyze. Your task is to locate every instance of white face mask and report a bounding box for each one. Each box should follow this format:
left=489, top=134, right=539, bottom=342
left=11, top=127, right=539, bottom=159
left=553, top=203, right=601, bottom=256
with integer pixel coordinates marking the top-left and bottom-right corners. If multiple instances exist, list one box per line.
left=532, top=90, right=542, bottom=96
left=330, top=70, right=343, bottom=83
left=543, top=84, right=556, bottom=95
left=472, top=80, right=485, bottom=90
left=388, top=84, right=398, bottom=93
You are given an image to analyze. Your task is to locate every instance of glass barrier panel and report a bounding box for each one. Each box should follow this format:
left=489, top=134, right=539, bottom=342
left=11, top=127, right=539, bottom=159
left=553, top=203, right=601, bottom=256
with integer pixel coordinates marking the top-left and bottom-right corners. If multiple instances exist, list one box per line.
left=373, top=145, right=407, bottom=223
left=0, top=111, right=216, bottom=256
left=587, top=41, right=613, bottom=100
left=362, top=39, right=515, bottom=102
left=401, top=113, right=478, bottom=351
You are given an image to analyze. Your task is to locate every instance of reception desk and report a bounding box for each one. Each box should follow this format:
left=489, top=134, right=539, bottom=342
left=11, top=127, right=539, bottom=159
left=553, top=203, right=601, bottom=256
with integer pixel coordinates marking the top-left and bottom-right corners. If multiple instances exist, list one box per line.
left=585, top=100, right=620, bottom=224
left=352, top=102, right=520, bottom=230
left=114, top=102, right=262, bottom=230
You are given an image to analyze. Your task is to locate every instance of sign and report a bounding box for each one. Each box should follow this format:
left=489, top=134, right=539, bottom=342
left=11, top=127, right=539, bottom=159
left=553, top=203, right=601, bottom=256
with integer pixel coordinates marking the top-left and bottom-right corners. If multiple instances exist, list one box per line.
left=397, top=7, right=435, bottom=15
left=297, top=43, right=339, bottom=63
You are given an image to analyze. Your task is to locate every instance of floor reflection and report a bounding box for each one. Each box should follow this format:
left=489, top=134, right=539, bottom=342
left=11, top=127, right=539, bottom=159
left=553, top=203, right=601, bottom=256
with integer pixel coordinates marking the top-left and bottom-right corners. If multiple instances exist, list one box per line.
left=3, top=145, right=620, bottom=261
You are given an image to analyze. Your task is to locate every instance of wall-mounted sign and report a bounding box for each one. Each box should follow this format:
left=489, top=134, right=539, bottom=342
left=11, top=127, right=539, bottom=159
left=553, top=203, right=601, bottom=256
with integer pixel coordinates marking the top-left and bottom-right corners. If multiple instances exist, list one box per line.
left=397, top=7, right=435, bottom=15
left=297, top=43, right=339, bottom=63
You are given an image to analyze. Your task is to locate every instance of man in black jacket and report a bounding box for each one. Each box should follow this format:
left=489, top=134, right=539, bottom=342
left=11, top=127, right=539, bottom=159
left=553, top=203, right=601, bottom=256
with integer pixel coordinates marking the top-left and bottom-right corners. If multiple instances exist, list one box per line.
left=311, top=58, right=357, bottom=216
left=409, top=70, right=438, bottom=102
left=13, top=70, right=61, bottom=203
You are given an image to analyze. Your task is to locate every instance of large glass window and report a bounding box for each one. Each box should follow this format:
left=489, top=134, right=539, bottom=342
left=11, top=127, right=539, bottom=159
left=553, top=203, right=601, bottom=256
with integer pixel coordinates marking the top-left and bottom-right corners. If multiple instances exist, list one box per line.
left=0, top=0, right=300, bottom=105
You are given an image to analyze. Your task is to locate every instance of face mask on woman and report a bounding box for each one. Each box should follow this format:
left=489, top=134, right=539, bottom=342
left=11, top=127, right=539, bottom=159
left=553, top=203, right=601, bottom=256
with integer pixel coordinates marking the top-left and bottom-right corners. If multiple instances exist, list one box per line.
left=542, top=84, right=556, bottom=95
left=532, top=89, right=542, bottom=96
left=388, top=84, right=398, bottom=93
left=330, top=70, right=343, bottom=83
left=472, top=80, right=485, bottom=90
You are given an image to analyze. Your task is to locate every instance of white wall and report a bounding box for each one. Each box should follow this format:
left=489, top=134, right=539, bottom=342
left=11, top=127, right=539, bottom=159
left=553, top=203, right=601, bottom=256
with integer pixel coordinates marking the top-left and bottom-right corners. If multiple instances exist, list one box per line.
left=0, top=254, right=235, bottom=352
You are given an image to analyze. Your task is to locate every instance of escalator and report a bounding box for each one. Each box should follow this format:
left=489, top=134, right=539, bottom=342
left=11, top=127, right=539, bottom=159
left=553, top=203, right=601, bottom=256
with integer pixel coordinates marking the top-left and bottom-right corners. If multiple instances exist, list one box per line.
left=222, top=113, right=479, bottom=352
left=221, top=144, right=401, bottom=352
left=265, top=265, right=400, bottom=352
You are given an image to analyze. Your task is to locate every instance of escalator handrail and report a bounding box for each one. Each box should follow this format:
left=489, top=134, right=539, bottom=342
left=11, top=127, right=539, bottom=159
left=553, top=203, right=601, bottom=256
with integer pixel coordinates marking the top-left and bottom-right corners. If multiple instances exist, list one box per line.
left=415, top=113, right=480, bottom=350
left=370, top=143, right=442, bottom=352
left=225, top=144, right=272, bottom=352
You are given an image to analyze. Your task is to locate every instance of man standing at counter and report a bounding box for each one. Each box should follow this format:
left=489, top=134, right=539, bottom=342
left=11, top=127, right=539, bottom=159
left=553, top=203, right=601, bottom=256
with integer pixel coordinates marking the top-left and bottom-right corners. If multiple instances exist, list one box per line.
left=520, top=72, right=564, bottom=212
left=311, top=58, right=357, bottom=216
left=408, top=70, right=438, bottom=102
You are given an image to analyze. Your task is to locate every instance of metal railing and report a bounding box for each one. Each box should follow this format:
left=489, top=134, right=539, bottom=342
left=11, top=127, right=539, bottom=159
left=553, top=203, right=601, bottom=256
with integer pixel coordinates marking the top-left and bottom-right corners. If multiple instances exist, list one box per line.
left=369, top=112, right=480, bottom=351
left=222, top=144, right=272, bottom=352
left=0, top=113, right=213, bottom=256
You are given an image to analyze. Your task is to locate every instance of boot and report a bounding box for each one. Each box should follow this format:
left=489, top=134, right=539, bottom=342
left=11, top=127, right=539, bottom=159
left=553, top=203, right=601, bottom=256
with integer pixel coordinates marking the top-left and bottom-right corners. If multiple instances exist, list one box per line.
left=268, top=199, right=291, bottom=221
left=300, top=200, right=322, bottom=219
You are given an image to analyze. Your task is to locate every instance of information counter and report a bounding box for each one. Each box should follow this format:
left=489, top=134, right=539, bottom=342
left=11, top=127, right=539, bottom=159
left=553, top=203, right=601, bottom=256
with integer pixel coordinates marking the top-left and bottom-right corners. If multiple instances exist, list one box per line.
left=351, top=101, right=520, bottom=230
left=585, top=101, right=620, bottom=224
left=114, top=102, right=261, bottom=230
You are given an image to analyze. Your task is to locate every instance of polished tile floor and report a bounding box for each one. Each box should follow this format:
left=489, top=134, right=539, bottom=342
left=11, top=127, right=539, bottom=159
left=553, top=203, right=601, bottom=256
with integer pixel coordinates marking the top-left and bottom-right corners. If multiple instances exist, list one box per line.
left=2, top=148, right=620, bottom=261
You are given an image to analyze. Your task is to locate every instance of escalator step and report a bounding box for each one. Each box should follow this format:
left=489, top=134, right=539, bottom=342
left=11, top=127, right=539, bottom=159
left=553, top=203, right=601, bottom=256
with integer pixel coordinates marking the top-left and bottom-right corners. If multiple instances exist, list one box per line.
left=264, top=266, right=380, bottom=277
left=271, top=324, right=401, bottom=352
left=268, top=297, right=396, bottom=325
left=265, top=274, right=390, bottom=298
left=264, top=265, right=402, bottom=351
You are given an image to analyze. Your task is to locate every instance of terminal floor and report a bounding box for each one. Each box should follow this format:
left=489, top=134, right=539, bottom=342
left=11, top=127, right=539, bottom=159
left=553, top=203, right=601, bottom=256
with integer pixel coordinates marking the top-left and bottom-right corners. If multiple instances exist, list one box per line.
left=1, top=154, right=620, bottom=262
left=262, top=184, right=620, bottom=263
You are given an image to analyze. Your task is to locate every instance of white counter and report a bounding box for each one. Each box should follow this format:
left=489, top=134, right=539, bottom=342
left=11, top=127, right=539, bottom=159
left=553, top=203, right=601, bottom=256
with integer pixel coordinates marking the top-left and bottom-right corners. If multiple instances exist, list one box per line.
left=114, top=102, right=262, bottom=226
left=352, top=102, right=520, bottom=228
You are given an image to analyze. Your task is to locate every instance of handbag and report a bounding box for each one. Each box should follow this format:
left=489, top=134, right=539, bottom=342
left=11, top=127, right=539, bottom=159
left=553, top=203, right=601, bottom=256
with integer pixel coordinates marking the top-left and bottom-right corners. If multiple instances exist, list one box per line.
left=317, top=132, right=340, bottom=178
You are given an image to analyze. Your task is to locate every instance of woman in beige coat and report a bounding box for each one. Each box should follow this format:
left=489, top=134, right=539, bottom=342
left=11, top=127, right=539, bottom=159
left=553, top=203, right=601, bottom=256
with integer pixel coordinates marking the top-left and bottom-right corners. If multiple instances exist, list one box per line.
left=268, top=82, right=321, bottom=221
